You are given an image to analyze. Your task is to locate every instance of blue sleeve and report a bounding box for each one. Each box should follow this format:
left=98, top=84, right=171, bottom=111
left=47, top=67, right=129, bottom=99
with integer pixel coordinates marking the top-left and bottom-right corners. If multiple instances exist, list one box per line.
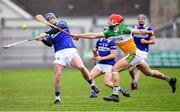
left=57, top=21, right=68, bottom=29
left=95, top=40, right=100, bottom=49
left=147, top=25, right=153, bottom=30
left=109, top=41, right=116, bottom=50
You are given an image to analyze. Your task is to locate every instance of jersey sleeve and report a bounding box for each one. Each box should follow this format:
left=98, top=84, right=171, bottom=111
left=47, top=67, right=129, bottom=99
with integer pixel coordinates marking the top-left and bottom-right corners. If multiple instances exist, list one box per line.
left=147, top=25, right=153, bottom=31
left=95, top=39, right=100, bottom=49
left=103, top=30, right=110, bottom=37
left=147, top=26, right=154, bottom=36
left=57, top=21, right=68, bottom=29
left=109, top=41, right=117, bottom=50
left=42, top=34, right=53, bottom=47
left=123, top=26, right=132, bottom=34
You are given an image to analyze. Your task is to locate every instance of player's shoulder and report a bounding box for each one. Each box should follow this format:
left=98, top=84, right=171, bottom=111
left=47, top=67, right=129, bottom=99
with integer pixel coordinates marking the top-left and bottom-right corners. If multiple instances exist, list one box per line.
left=57, top=20, right=67, bottom=23
left=98, top=38, right=104, bottom=42
left=57, top=20, right=68, bottom=28
left=108, top=38, right=116, bottom=44
left=119, top=24, right=128, bottom=28
left=132, top=25, right=138, bottom=29
left=145, top=24, right=153, bottom=30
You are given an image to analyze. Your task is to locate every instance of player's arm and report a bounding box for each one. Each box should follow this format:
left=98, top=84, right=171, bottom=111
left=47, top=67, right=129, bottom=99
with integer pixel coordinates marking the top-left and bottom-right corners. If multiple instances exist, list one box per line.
left=100, top=50, right=116, bottom=60
left=42, top=35, right=53, bottom=47
left=92, top=48, right=98, bottom=57
left=73, top=32, right=104, bottom=39
left=94, top=50, right=116, bottom=61
left=141, top=32, right=155, bottom=44
left=132, top=29, right=152, bottom=35
left=36, top=33, right=53, bottom=47
left=94, top=43, right=117, bottom=61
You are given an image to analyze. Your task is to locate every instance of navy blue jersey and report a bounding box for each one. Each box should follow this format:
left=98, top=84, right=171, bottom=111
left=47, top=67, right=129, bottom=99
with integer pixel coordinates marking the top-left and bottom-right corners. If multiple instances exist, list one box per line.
left=44, top=20, right=76, bottom=52
left=96, top=38, right=116, bottom=65
left=133, top=25, right=153, bottom=52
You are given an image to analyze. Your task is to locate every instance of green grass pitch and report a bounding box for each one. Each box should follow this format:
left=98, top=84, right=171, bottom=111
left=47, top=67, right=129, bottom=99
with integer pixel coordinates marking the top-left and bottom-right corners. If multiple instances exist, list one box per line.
left=0, top=68, right=179, bottom=111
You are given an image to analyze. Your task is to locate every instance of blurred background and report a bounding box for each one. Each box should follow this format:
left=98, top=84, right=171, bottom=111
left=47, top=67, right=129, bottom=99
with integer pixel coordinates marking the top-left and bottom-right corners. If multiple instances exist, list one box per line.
left=0, top=0, right=180, bottom=68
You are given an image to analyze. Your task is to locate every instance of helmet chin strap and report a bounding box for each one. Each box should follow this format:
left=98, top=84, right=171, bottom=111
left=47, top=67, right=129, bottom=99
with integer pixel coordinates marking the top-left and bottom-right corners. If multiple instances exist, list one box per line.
left=108, top=24, right=119, bottom=29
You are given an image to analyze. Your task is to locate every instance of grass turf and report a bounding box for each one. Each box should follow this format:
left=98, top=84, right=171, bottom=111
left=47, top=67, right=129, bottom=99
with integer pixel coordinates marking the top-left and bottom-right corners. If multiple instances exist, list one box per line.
left=0, top=68, right=179, bottom=111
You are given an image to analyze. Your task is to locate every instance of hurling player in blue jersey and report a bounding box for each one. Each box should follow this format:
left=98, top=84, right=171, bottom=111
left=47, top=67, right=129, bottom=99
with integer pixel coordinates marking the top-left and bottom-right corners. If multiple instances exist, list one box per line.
left=90, top=28, right=130, bottom=98
left=129, top=14, right=155, bottom=90
left=36, top=12, right=99, bottom=104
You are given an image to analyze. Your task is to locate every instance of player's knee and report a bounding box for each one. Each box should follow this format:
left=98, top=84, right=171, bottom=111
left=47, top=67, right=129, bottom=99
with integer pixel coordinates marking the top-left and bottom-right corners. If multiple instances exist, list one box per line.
left=112, top=67, right=119, bottom=73
left=55, top=75, right=60, bottom=82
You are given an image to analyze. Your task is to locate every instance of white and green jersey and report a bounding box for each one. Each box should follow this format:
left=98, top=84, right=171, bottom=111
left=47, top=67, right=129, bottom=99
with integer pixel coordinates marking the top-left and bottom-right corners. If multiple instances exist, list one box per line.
left=103, top=24, right=137, bottom=55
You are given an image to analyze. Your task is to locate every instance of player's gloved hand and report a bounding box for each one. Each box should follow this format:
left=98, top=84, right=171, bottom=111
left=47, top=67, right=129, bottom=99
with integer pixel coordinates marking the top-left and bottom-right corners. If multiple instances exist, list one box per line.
left=36, top=33, right=46, bottom=41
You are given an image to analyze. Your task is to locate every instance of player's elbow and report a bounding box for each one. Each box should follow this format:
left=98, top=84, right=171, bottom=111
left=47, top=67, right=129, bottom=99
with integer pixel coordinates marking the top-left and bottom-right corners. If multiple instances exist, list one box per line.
left=151, top=39, right=155, bottom=44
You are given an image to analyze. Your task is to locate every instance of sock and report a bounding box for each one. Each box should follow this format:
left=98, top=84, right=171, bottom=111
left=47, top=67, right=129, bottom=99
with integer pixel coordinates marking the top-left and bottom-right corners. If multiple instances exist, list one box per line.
left=118, top=87, right=125, bottom=94
left=164, top=76, right=171, bottom=82
left=88, top=80, right=95, bottom=87
left=113, top=86, right=119, bottom=95
left=133, top=80, right=138, bottom=83
left=55, top=91, right=60, bottom=100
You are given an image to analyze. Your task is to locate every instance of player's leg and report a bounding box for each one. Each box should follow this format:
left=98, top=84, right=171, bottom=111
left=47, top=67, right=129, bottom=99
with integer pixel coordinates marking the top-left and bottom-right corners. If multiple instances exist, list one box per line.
left=104, top=72, right=113, bottom=88
left=103, top=58, right=131, bottom=102
left=129, top=67, right=141, bottom=90
left=70, top=54, right=100, bottom=93
left=89, top=66, right=102, bottom=97
left=53, top=63, right=65, bottom=104
left=102, top=64, right=130, bottom=97
left=137, top=61, right=177, bottom=93
left=129, top=67, right=135, bottom=80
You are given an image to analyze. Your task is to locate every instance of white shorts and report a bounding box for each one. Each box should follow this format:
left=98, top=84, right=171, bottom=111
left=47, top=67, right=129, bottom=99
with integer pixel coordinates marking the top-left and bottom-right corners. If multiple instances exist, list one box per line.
left=123, top=49, right=148, bottom=66
left=94, top=64, right=113, bottom=73
left=54, top=48, right=78, bottom=66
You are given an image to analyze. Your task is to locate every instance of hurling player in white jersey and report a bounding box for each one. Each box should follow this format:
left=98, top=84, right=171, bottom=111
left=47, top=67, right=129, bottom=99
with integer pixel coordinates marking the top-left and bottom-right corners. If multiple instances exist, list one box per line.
left=129, top=14, right=155, bottom=90
left=36, top=12, right=99, bottom=104
left=90, top=28, right=130, bottom=98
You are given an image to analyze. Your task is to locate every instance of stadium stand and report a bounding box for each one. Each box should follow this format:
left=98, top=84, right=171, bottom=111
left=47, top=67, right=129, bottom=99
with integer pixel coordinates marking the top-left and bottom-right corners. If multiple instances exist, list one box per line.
left=12, top=0, right=150, bottom=17
left=148, top=51, right=180, bottom=67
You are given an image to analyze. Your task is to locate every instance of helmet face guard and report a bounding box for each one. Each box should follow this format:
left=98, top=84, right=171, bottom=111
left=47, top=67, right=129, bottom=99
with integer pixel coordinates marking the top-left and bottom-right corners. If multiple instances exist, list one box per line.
left=44, top=12, right=56, bottom=20
left=108, top=14, right=123, bottom=28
